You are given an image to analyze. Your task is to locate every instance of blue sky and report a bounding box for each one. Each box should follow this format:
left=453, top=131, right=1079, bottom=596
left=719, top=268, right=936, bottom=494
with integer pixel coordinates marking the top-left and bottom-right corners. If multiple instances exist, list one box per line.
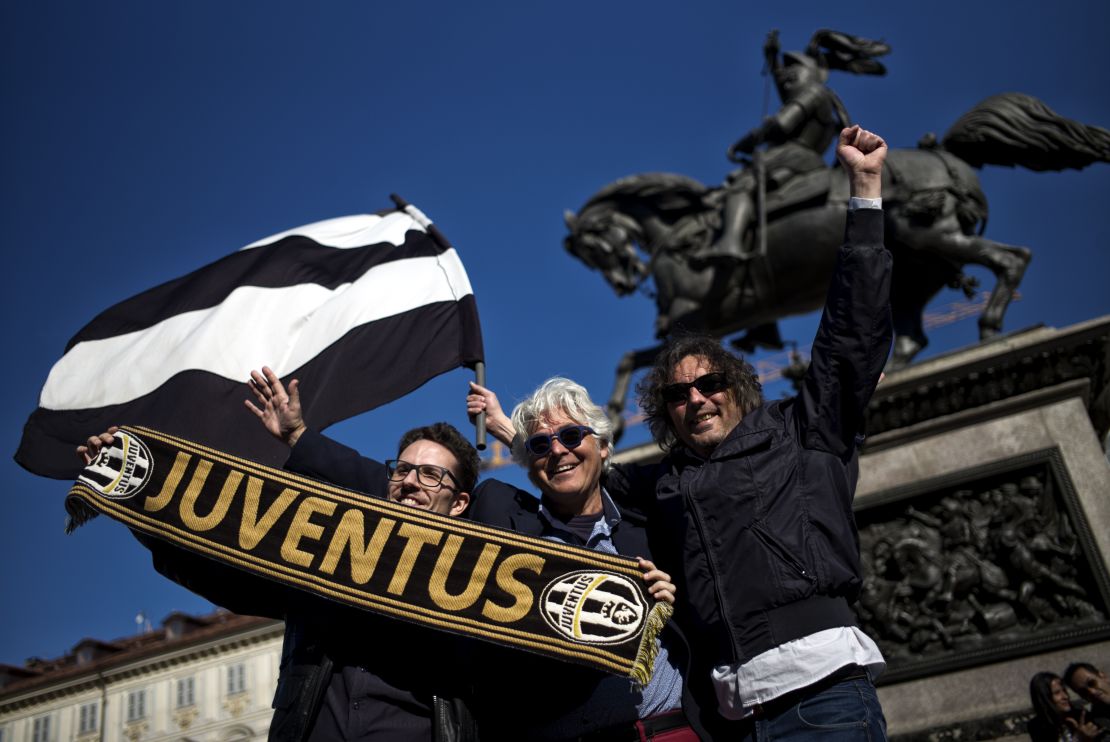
left=3, top=1, right=1108, bottom=665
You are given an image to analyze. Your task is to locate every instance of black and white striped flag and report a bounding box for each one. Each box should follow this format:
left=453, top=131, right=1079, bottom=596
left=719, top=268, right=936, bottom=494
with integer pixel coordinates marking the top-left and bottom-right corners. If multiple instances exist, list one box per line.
left=17, top=198, right=484, bottom=479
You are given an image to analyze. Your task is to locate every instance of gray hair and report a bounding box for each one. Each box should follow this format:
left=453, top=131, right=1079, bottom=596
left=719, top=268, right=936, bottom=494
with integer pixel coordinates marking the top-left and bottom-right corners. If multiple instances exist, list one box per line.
left=510, top=377, right=614, bottom=471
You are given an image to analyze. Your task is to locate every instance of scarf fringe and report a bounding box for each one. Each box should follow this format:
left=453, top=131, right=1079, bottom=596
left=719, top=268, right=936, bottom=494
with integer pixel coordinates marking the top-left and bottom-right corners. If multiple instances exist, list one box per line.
left=629, top=601, right=674, bottom=689
left=64, top=498, right=99, bottom=534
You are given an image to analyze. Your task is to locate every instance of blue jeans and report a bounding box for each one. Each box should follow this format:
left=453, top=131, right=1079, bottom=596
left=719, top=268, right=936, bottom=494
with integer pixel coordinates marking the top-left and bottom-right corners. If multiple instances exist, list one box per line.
left=749, top=677, right=888, bottom=742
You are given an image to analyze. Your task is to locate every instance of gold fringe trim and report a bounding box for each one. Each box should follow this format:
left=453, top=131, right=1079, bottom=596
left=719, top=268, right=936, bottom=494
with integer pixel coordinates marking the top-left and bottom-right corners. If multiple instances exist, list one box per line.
left=629, top=601, right=674, bottom=688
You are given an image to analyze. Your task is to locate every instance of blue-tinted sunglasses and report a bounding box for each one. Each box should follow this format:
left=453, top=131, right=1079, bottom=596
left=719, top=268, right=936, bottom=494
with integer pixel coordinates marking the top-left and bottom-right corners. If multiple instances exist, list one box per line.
left=524, top=425, right=596, bottom=457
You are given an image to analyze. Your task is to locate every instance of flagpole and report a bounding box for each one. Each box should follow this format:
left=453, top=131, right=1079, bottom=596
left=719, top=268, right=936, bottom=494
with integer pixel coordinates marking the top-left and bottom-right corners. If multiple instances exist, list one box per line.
left=474, top=362, right=487, bottom=451
left=390, top=194, right=487, bottom=451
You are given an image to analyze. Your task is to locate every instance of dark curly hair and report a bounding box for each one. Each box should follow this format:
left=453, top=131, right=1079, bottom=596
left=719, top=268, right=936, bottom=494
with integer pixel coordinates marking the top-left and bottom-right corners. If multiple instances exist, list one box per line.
left=637, top=334, right=763, bottom=452
left=397, top=422, right=480, bottom=494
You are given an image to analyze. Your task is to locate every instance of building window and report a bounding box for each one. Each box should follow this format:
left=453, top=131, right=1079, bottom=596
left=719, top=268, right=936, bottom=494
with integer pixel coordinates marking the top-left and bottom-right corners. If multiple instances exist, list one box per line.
left=31, top=715, right=51, bottom=742
left=126, top=689, right=147, bottom=722
left=176, top=676, right=195, bottom=708
left=226, top=663, right=246, bottom=695
left=77, top=703, right=99, bottom=735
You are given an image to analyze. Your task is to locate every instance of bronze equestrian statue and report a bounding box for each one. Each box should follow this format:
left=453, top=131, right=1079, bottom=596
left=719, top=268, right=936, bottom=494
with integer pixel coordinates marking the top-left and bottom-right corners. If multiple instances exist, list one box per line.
left=563, top=30, right=1110, bottom=440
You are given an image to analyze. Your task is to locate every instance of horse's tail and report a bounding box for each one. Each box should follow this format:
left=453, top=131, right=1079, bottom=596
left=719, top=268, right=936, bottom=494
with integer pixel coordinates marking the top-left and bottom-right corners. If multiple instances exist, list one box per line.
left=941, top=93, right=1110, bottom=172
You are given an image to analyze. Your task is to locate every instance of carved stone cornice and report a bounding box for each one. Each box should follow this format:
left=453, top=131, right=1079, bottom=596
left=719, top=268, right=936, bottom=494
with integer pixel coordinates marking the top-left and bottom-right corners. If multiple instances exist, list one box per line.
left=865, top=316, right=1110, bottom=451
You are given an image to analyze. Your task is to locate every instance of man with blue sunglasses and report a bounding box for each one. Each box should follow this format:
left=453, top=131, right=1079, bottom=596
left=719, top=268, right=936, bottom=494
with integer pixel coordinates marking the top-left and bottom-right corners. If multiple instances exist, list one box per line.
left=226, top=372, right=695, bottom=740
left=472, top=125, right=892, bottom=740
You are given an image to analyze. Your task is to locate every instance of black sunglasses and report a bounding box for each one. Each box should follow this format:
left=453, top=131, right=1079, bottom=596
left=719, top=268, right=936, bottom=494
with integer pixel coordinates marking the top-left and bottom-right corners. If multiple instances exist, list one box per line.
left=524, top=425, right=596, bottom=457
left=384, top=459, right=460, bottom=491
left=661, top=372, right=729, bottom=404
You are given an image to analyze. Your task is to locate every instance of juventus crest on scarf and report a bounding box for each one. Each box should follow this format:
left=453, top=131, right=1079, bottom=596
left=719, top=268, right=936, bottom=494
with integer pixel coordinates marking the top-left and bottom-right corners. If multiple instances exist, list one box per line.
left=66, top=426, right=672, bottom=683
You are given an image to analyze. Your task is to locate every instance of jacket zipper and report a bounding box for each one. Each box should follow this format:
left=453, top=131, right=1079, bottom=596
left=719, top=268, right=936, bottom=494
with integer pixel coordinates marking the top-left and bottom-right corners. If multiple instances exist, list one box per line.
left=752, top=522, right=816, bottom=583
left=432, top=695, right=444, bottom=742
left=684, top=479, right=742, bottom=662
left=298, top=654, right=333, bottom=742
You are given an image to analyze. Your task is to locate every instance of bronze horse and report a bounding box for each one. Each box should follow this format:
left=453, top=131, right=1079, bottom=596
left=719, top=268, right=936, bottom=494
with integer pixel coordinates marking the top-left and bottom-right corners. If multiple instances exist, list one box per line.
left=564, top=94, right=1109, bottom=438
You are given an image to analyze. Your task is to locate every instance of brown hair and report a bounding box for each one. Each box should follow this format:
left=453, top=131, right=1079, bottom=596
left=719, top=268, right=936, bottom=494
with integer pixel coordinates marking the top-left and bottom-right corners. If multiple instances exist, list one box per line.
left=637, top=333, right=763, bottom=451
left=397, top=422, right=480, bottom=494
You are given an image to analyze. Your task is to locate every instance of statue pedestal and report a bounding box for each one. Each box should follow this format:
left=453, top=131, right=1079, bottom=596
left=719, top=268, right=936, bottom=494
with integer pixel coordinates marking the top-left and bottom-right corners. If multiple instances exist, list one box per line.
left=861, top=315, right=1110, bottom=740
left=611, top=315, right=1110, bottom=740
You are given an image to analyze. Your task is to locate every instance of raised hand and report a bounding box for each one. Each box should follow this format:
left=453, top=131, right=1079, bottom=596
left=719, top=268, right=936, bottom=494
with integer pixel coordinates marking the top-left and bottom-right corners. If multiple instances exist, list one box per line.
left=467, top=381, right=515, bottom=446
left=245, top=366, right=307, bottom=447
left=1064, top=711, right=1102, bottom=742
left=836, top=125, right=887, bottom=199
left=76, top=426, right=120, bottom=465
left=637, top=557, right=676, bottom=606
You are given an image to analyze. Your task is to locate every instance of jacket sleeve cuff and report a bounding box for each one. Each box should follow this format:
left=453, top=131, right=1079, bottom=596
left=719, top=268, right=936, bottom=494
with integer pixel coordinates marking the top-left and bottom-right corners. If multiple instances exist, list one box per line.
left=284, top=428, right=324, bottom=472
left=843, top=206, right=884, bottom=250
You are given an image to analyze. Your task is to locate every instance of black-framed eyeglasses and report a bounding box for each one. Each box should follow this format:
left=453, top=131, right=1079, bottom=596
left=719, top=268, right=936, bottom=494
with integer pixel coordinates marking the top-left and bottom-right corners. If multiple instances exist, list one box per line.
left=661, top=372, right=729, bottom=404
left=524, top=425, right=596, bottom=457
left=385, top=459, right=460, bottom=491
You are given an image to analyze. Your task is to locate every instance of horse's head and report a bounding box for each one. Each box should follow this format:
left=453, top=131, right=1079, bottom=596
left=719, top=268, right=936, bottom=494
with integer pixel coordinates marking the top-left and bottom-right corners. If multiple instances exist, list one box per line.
left=563, top=205, right=648, bottom=296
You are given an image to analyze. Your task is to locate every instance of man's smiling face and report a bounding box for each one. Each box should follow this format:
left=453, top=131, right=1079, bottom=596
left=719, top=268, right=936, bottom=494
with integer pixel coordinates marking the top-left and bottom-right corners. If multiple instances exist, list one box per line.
left=387, top=439, right=467, bottom=516
left=526, top=409, right=607, bottom=514
left=666, top=355, right=743, bottom=458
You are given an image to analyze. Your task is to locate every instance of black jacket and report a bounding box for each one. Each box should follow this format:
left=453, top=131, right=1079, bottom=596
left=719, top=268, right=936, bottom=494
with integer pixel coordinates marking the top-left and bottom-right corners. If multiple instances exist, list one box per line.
left=143, top=429, right=478, bottom=742
left=465, top=478, right=736, bottom=741
left=606, top=207, right=892, bottom=682
left=289, top=435, right=733, bottom=740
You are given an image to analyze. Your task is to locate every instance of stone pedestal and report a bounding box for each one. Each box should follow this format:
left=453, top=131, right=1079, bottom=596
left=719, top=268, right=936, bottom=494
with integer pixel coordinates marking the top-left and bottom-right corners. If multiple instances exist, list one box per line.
left=861, top=316, right=1110, bottom=740
left=610, top=315, right=1110, bottom=740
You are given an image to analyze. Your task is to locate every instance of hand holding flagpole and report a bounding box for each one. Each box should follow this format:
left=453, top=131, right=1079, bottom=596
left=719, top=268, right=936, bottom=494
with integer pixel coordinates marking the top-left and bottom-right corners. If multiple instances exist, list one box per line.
left=473, top=363, right=487, bottom=451
left=467, top=382, right=514, bottom=448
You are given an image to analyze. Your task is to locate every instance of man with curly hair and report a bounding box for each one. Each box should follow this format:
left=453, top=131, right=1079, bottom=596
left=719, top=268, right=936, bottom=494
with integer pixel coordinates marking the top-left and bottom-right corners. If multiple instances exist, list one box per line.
left=633, top=124, right=891, bottom=738
left=473, top=125, right=892, bottom=738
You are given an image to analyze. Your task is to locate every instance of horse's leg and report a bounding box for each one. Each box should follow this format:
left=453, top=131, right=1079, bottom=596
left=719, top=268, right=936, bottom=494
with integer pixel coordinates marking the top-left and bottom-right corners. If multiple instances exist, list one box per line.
left=924, top=233, right=1032, bottom=339
left=885, top=250, right=949, bottom=369
left=730, top=323, right=784, bottom=353
left=652, top=252, right=721, bottom=339
left=606, top=345, right=661, bottom=444
left=893, top=210, right=1032, bottom=342
left=888, top=303, right=926, bottom=371
left=973, top=239, right=1031, bottom=339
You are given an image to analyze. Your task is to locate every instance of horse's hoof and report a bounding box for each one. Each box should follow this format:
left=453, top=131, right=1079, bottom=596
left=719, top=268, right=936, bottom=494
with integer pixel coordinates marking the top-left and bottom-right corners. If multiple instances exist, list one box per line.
left=888, top=336, right=924, bottom=369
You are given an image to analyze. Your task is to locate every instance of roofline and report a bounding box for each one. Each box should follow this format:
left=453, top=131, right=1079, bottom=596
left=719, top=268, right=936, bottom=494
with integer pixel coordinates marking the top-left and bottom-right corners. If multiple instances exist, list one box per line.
left=0, top=618, right=282, bottom=710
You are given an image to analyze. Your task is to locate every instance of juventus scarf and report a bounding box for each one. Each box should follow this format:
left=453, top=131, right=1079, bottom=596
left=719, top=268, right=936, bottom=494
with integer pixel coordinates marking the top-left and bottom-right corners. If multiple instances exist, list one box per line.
left=65, top=426, right=670, bottom=683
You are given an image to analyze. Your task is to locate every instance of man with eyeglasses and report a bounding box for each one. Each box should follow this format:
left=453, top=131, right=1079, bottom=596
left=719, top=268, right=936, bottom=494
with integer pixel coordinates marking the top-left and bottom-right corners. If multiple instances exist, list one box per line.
left=249, top=371, right=694, bottom=739
left=471, top=125, right=892, bottom=740
left=78, top=367, right=481, bottom=742
left=249, top=366, right=479, bottom=741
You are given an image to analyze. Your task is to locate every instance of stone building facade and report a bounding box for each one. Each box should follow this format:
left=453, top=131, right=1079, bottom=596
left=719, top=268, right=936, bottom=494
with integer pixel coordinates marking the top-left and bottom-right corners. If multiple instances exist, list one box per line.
left=0, top=611, right=282, bottom=742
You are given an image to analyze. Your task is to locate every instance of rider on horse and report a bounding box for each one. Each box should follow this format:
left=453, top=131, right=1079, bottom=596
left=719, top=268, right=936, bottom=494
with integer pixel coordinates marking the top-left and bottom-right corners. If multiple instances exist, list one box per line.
left=699, top=29, right=890, bottom=263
